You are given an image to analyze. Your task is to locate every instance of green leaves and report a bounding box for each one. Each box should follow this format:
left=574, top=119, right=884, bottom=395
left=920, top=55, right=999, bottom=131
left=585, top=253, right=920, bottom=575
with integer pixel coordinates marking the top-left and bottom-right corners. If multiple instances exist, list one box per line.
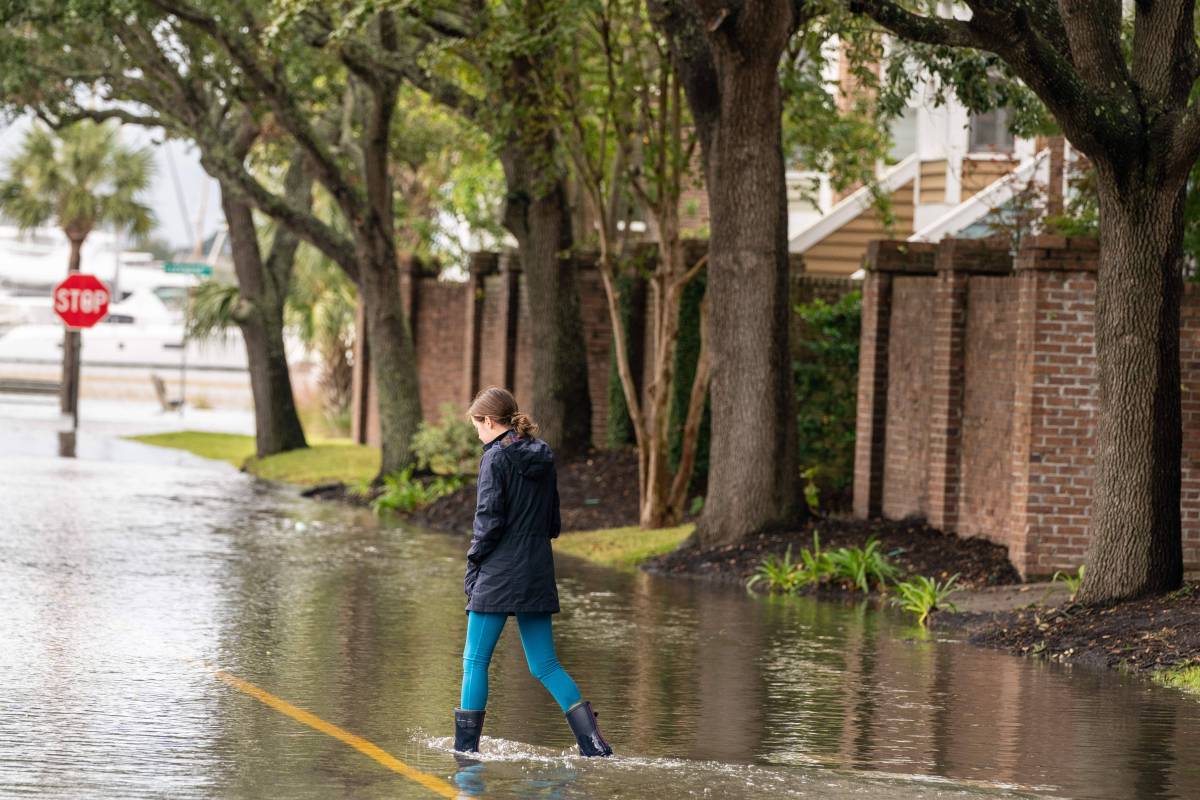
left=411, top=402, right=480, bottom=476
left=186, top=279, right=242, bottom=343
left=369, top=466, right=466, bottom=514
left=891, top=574, right=961, bottom=627
left=794, top=290, right=861, bottom=510
left=0, top=119, right=155, bottom=244
left=746, top=531, right=900, bottom=596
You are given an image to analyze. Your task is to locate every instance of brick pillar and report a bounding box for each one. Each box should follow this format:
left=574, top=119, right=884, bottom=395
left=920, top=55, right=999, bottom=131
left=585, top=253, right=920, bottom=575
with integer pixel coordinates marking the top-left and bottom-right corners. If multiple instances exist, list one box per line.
left=854, top=240, right=936, bottom=518
left=1008, top=235, right=1099, bottom=576
left=463, top=252, right=498, bottom=404
left=1035, top=135, right=1067, bottom=218
left=499, top=251, right=521, bottom=391
left=398, top=254, right=420, bottom=345
left=926, top=237, right=1012, bottom=531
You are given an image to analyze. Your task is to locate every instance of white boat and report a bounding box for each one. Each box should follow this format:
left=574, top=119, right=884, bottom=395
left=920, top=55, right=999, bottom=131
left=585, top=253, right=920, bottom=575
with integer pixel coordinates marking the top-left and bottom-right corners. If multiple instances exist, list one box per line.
left=0, top=287, right=248, bottom=371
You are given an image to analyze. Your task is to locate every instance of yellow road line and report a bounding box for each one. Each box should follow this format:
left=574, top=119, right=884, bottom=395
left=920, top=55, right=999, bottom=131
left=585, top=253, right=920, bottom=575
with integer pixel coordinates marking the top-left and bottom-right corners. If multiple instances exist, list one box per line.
left=205, top=665, right=458, bottom=799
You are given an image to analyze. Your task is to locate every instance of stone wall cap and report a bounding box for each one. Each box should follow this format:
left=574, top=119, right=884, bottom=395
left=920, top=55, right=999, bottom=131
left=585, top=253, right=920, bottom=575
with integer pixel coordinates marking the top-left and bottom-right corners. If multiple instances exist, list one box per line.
left=864, top=240, right=937, bottom=274
left=934, top=236, right=1014, bottom=274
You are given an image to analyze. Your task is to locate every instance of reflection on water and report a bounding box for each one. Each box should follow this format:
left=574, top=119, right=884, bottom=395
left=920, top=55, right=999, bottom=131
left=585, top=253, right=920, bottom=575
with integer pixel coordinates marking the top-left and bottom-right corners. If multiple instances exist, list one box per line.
left=2, top=453, right=1199, bottom=799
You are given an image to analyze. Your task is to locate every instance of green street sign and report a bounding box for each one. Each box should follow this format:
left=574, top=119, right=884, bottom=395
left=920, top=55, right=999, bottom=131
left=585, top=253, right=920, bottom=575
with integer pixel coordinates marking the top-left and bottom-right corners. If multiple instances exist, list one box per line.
left=164, top=261, right=213, bottom=276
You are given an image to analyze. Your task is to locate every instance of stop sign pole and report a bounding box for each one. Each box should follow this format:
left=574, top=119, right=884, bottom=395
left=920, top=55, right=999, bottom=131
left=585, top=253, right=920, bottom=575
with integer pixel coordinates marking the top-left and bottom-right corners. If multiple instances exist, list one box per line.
left=52, top=273, right=111, bottom=432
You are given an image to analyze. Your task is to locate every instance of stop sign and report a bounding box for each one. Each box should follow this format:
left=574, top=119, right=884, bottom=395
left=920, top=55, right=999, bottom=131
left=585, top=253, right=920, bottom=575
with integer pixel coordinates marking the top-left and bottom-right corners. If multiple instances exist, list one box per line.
left=53, top=273, right=111, bottom=329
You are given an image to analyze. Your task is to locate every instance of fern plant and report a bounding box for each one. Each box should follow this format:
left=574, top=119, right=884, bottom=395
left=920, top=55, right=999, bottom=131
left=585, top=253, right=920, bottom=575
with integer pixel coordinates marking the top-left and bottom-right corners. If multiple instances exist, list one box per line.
left=827, top=536, right=900, bottom=594
left=1052, top=564, right=1085, bottom=600
left=746, top=545, right=804, bottom=593
left=370, top=468, right=465, bottom=514
left=892, top=574, right=962, bottom=626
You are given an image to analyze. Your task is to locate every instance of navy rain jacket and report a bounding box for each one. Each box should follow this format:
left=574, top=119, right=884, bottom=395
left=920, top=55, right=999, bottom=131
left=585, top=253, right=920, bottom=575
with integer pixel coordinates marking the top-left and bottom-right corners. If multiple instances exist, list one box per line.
left=464, top=429, right=561, bottom=614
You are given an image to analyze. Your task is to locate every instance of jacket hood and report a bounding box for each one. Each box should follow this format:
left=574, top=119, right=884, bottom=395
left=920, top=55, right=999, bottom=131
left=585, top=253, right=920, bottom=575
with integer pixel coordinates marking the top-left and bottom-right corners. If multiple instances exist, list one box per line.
left=491, top=433, right=554, bottom=480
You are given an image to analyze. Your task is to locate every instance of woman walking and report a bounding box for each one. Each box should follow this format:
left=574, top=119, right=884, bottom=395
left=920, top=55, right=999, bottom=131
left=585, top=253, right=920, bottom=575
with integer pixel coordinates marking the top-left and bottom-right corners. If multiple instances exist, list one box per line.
left=453, top=387, right=613, bottom=758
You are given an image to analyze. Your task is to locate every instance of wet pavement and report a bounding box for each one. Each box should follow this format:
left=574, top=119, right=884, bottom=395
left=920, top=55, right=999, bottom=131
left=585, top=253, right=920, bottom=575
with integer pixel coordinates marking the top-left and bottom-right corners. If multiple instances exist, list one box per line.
left=2, top=423, right=1200, bottom=799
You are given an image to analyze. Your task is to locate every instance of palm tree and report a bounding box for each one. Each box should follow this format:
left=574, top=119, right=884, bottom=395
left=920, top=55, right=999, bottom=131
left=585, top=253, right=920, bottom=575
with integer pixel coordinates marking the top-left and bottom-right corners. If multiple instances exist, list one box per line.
left=0, top=120, right=154, bottom=414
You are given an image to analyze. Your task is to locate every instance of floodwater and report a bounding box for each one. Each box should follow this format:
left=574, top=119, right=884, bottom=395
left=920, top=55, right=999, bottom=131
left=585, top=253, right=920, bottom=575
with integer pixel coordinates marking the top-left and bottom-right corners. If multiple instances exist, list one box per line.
left=2, top=441, right=1199, bottom=799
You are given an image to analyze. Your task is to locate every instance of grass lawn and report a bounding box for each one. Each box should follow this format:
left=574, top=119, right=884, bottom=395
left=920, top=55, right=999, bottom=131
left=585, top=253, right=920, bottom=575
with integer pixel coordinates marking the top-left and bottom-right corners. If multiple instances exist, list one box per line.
left=128, top=431, right=257, bottom=468
left=128, top=431, right=380, bottom=487
left=1154, top=665, right=1200, bottom=697
left=555, top=523, right=693, bottom=570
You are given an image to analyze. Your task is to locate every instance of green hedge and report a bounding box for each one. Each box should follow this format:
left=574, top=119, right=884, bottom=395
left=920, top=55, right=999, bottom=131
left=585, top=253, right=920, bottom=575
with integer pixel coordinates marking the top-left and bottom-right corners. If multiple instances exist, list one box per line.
left=793, top=289, right=861, bottom=512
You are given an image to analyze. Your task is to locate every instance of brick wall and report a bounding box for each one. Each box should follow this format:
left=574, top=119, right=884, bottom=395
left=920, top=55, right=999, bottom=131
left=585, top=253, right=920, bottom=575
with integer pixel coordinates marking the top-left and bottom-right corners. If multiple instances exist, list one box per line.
left=1184, top=284, right=1200, bottom=569
left=882, top=276, right=936, bottom=519
left=412, top=278, right=468, bottom=420
left=576, top=260, right=616, bottom=445
left=1010, top=245, right=1099, bottom=573
left=353, top=244, right=858, bottom=458
left=958, top=276, right=1019, bottom=548
left=855, top=234, right=1200, bottom=577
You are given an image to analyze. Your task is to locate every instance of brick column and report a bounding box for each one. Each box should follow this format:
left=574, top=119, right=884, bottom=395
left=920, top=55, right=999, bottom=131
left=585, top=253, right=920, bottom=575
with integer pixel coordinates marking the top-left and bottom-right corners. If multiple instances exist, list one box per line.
left=1008, top=235, right=1099, bottom=576
left=499, top=251, right=521, bottom=391
left=398, top=254, right=421, bottom=344
left=463, top=252, right=498, bottom=404
left=926, top=238, right=1012, bottom=531
left=854, top=240, right=935, bottom=518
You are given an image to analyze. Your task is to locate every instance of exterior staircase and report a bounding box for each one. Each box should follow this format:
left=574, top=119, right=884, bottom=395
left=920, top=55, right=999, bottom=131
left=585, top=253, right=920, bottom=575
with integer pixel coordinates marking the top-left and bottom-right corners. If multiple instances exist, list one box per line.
left=789, top=153, right=1032, bottom=276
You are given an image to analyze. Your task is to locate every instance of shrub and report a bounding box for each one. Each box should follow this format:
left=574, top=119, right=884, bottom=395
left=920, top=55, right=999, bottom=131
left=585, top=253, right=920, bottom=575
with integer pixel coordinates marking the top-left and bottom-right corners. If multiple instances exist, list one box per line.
left=746, top=531, right=837, bottom=593
left=1052, top=564, right=1085, bottom=601
left=793, top=291, right=861, bottom=512
left=891, top=574, right=962, bottom=627
left=412, top=402, right=479, bottom=475
left=745, top=545, right=804, bottom=593
left=826, top=536, right=900, bottom=594
left=746, top=532, right=900, bottom=596
left=371, top=467, right=466, bottom=514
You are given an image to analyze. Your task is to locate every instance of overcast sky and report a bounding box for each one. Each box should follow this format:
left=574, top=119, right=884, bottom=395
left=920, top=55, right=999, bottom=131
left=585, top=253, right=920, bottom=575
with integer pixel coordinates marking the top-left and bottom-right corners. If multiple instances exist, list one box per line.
left=0, top=114, right=224, bottom=250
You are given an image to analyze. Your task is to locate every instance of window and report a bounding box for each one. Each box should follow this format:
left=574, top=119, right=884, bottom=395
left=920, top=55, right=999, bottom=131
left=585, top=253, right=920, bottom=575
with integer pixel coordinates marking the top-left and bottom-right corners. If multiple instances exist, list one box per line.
left=969, top=107, right=1015, bottom=153
left=889, top=107, right=919, bottom=162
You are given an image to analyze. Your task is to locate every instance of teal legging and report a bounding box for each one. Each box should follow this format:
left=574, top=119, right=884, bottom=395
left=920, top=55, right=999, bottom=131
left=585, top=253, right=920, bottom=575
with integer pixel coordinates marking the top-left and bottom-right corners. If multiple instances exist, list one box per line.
left=461, top=611, right=582, bottom=712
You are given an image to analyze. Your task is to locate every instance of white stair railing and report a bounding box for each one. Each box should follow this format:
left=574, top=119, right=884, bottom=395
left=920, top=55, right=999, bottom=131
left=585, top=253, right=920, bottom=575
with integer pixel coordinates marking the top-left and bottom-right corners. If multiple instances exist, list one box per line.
left=788, top=154, right=920, bottom=254
left=908, top=149, right=1050, bottom=243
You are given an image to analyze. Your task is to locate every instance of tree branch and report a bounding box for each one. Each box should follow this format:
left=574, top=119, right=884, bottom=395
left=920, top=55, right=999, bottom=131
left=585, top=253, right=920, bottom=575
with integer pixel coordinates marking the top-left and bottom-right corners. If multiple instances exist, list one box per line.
left=848, top=0, right=985, bottom=49
left=148, top=0, right=364, bottom=223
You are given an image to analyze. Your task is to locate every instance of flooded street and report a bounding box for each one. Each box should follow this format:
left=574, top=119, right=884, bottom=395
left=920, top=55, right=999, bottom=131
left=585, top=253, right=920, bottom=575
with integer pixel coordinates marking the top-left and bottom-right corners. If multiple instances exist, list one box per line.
left=2, top=429, right=1199, bottom=799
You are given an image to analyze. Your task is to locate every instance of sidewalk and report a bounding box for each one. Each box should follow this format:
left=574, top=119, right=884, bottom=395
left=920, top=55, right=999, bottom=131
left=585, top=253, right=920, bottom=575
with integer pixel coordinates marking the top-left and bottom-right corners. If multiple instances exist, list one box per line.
left=0, top=395, right=253, bottom=467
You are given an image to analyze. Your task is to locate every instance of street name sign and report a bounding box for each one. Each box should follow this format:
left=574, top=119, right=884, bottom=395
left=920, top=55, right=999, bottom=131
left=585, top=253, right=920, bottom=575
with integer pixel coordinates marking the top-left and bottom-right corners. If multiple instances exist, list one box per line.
left=53, top=273, right=111, bottom=329
left=164, top=261, right=213, bottom=276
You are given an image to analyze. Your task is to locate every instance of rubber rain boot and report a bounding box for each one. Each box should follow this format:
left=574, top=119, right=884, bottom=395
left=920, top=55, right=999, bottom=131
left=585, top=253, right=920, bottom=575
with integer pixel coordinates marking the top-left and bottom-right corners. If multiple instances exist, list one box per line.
left=454, top=708, right=485, bottom=753
left=564, top=700, right=613, bottom=757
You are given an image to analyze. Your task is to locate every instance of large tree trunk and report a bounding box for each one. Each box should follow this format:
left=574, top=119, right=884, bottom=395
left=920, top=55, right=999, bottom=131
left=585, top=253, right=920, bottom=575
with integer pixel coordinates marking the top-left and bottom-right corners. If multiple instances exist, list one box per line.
left=357, top=233, right=422, bottom=478
left=500, top=142, right=592, bottom=460
left=659, top=1, right=803, bottom=548
left=1079, top=176, right=1185, bottom=602
left=353, top=74, right=423, bottom=480
left=220, top=184, right=308, bottom=458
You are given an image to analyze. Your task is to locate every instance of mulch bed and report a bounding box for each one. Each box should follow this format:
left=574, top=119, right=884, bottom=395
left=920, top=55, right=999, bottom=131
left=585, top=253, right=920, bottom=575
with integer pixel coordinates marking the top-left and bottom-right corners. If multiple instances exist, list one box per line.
left=938, top=585, right=1200, bottom=673
left=642, top=514, right=1021, bottom=590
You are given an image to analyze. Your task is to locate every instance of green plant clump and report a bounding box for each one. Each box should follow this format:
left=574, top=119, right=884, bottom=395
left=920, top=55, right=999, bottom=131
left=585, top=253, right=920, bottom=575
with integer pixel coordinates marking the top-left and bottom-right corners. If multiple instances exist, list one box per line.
left=891, top=574, right=962, bottom=627
left=793, top=290, right=861, bottom=512
left=1052, top=564, right=1085, bottom=600
left=411, top=402, right=480, bottom=475
left=746, top=545, right=807, bottom=593
left=746, top=532, right=898, bottom=595
left=827, top=536, right=901, bottom=594
left=370, top=467, right=465, bottom=514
